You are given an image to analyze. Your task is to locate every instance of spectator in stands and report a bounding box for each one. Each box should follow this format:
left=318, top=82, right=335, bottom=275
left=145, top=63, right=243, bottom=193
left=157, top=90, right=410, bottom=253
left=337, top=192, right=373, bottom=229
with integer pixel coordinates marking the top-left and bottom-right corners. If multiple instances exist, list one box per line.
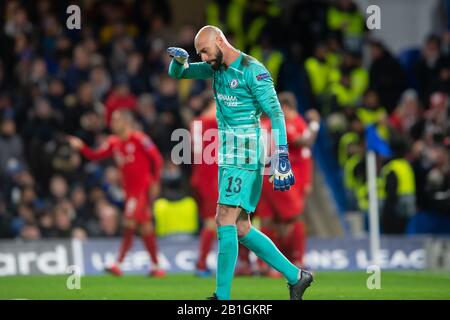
left=368, top=39, right=407, bottom=113
left=104, top=79, right=137, bottom=126
left=49, top=175, right=69, bottom=204
left=28, top=58, right=50, bottom=94
left=135, top=93, right=158, bottom=134
left=342, top=129, right=366, bottom=211
left=13, top=203, right=37, bottom=238
left=414, top=34, right=450, bottom=105
left=97, top=202, right=121, bottom=237
left=0, top=195, right=13, bottom=238
left=65, top=45, right=91, bottom=93
left=305, top=42, right=339, bottom=112
left=14, top=33, right=36, bottom=86
left=47, top=77, right=66, bottom=112
left=422, top=144, right=450, bottom=216
left=89, top=66, right=112, bottom=102
left=70, top=185, right=90, bottom=227
left=20, top=223, right=41, bottom=240
left=327, top=0, right=365, bottom=52
left=52, top=200, right=75, bottom=238
left=411, top=141, right=450, bottom=233
left=329, top=69, right=354, bottom=112
left=64, top=82, right=96, bottom=134
left=109, top=25, right=138, bottom=75
left=410, top=92, right=450, bottom=146
left=356, top=89, right=388, bottom=129
left=126, top=51, right=149, bottom=95
left=154, top=74, right=179, bottom=113
left=379, top=136, right=417, bottom=234
left=3, top=163, right=35, bottom=210
left=337, top=115, right=364, bottom=167
left=389, top=89, right=423, bottom=136
left=74, top=110, right=106, bottom=148
left=4, top=4, right=33, bottom=39
left=102, top=165, right=125, bottom=208
left=38, top=205, right=54, bottom=238
left=0, top=113, right=25, bottom=179
left=411, top=92, right=450, bottom=224
left=342, top=50, right=369, bottom=106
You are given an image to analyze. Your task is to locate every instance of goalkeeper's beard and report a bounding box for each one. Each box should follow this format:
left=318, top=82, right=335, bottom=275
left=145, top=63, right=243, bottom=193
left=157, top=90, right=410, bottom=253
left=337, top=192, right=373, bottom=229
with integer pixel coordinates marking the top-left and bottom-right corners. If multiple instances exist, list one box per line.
left=208, top=46, right=224, bottom=71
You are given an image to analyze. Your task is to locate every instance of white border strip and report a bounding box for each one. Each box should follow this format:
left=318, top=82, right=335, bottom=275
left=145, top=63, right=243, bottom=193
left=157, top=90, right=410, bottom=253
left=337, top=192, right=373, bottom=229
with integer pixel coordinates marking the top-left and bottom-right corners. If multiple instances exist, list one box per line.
left=71, top=239, right=85, bottom=275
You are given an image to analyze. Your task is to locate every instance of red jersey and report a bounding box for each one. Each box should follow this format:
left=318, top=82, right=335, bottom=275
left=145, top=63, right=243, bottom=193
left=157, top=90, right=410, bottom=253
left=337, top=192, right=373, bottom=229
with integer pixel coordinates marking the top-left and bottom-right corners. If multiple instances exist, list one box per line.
left=261, top=115, right=313, bottom=189
left=80, top=131, right=163, bottom=194
left=258, top=116, right=305, bottom=219
left=190, top=115, right=219, bottom=190
left=286, top=115, right=310, bottom=163
left=286, top=115, right=313, bottom=190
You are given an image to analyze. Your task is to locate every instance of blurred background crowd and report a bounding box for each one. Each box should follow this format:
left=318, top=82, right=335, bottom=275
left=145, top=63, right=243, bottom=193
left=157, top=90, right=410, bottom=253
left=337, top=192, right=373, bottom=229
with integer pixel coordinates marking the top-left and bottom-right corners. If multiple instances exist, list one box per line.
left=0, top=0, right=449, bottom=241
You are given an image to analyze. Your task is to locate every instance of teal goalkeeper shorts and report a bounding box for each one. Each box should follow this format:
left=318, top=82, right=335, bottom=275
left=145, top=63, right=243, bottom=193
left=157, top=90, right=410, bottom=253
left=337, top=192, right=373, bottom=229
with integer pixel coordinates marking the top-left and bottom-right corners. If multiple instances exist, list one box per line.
left=217, top=166, right=264, bottom=213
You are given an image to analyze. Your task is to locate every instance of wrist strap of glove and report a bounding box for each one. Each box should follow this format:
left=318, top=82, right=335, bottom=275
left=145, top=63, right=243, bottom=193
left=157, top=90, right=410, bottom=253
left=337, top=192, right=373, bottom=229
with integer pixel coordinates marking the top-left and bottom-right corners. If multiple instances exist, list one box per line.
left=274, top=144, right=289, bottom=156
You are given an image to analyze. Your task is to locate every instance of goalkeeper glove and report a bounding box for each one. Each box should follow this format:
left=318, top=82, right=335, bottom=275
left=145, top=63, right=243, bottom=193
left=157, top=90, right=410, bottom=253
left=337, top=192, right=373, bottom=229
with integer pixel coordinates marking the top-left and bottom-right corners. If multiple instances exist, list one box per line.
left=269, top=145, right=295, bottom=191
left=167, top=47, right=189, bottom=66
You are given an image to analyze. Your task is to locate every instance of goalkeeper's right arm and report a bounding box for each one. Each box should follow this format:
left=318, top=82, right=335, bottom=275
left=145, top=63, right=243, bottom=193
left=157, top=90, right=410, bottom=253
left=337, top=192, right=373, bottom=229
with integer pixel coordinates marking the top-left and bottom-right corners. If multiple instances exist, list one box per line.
left=167, top=47, right=214, bottom=80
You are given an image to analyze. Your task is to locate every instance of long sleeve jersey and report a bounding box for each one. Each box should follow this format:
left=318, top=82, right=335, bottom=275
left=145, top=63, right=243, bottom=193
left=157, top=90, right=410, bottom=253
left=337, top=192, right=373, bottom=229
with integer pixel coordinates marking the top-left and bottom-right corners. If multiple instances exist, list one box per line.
left=168, top=52, right=287, bottom=170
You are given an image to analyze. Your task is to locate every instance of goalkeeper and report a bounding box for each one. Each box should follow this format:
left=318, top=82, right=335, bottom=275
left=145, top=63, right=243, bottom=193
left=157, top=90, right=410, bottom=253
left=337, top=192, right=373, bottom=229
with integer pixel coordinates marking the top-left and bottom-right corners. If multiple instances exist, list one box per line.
left=167, top=25, right=313, bottom=300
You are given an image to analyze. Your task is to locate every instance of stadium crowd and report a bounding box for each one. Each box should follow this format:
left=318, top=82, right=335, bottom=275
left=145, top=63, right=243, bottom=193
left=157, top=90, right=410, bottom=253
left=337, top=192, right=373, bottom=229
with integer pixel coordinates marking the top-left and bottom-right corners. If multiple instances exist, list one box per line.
left=0, top=0, right=449, bottom=241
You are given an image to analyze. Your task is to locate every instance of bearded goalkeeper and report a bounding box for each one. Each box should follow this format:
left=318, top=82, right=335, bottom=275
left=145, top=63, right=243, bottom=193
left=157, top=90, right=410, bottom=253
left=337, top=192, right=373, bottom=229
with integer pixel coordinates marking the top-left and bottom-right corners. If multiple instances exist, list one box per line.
left=167, top=25, right=313, bottom=300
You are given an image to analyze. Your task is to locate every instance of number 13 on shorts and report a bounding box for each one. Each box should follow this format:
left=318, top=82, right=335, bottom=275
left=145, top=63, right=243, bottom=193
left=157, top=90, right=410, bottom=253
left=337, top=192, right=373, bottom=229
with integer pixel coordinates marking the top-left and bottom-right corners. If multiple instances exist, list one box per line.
left=217, top=167, right=263, bottom=213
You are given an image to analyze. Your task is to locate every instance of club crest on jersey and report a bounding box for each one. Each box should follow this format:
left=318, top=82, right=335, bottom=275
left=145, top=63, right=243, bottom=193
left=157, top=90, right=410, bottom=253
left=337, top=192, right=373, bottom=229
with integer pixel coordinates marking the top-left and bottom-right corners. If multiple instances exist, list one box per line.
left=229, top=79, right=238, bottom=88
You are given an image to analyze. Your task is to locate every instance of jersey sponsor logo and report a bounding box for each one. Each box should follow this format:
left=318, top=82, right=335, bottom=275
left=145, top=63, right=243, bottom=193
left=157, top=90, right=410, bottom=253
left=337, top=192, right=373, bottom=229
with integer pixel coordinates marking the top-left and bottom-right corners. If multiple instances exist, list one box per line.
left=256, top=72, right=270, bottom=81
left=217, top=93, right=237, bottom=101
left=229, top=79, right=238, bottom=88
left=216, top=93, right=239, bottom=107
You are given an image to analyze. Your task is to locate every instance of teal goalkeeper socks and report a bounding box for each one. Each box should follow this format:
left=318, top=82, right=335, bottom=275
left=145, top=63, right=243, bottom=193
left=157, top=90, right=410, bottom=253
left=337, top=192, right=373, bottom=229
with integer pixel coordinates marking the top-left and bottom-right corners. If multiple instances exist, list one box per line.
left=239, top=226, right=300, bottom=285
left=215, top=225, right=238, bottom=300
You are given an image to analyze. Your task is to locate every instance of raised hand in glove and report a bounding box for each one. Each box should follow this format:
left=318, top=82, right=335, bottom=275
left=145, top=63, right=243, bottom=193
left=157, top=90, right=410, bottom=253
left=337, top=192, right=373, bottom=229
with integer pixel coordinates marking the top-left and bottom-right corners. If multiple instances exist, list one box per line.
left=167, top=47, right=189, bottom=65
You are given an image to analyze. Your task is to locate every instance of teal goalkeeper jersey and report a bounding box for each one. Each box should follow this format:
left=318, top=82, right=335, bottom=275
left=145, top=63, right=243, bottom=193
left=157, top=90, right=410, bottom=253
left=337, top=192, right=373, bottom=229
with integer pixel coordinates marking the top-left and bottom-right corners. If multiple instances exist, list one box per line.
left=168, top=52, right=287, bottom=170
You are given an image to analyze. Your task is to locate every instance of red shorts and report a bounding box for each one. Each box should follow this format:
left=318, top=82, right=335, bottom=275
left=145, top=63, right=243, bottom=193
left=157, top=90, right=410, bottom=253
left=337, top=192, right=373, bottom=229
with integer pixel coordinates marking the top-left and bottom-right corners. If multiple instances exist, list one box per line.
left=192, top=184, right=218, bottom=219
left=124, top=191, right=152, bottom=224
left=255, top=178, right=304, bottom=222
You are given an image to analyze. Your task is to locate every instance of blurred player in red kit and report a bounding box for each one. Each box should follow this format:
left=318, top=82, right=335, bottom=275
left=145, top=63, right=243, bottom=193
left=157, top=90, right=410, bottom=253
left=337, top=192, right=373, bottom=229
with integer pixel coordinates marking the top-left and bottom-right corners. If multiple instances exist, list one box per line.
left=68, top=109, right=165, bottom=277
left=255, top=92, right=320, bottom=276
left=190, top=94, right=219, bottom=276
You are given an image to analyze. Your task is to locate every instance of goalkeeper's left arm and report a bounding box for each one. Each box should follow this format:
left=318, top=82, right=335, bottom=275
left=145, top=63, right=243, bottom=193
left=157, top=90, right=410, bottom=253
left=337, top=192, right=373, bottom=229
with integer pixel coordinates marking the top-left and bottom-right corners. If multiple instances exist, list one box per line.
left=246, top=64, right=295, bottom=191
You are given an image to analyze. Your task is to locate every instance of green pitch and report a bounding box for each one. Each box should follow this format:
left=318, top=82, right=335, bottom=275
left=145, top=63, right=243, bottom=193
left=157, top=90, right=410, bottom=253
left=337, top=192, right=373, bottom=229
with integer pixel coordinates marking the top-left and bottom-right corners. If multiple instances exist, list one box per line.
left=1, top=272, right=449, bottom=300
